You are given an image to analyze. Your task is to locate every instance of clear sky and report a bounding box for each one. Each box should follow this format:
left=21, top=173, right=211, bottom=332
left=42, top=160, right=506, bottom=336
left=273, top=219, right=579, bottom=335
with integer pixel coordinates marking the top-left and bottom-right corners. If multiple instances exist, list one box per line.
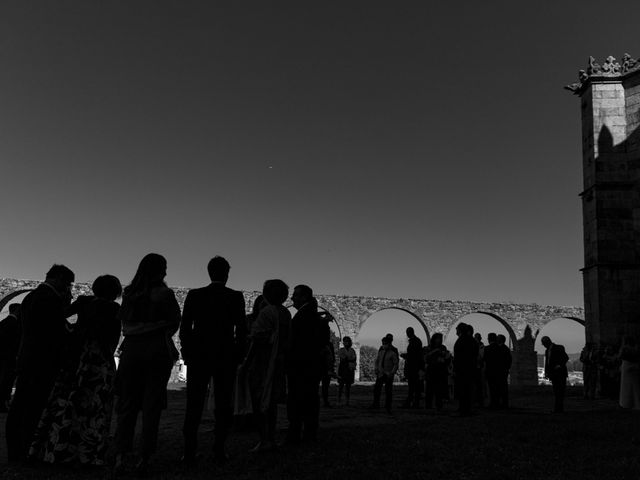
left=1, top=1, right=639, bottom=306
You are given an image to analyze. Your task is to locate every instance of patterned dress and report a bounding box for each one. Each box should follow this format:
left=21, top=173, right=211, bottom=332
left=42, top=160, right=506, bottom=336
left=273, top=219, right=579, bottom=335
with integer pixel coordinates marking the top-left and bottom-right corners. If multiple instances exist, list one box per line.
left=29, top=296, right=120, bottom=465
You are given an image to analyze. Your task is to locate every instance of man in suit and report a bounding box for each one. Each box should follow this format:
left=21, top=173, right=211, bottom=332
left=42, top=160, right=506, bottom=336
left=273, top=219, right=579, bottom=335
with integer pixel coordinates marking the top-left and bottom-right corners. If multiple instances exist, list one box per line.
left=0, top=304, right=21, bottom=412
left=496, top=334, right=512, bottom=408
left=541, top=335, right=569, bottom=413
left=453, top=322, right=479, bottom=416
left=401, top=327, right=424, bottom=409
left=179, top=256, right=247, bottom=463
left=5, top=264, right=74, bottom=462
left=483, top=333, right=500, bottom=409
left=286, top=285, right=327, bottom=444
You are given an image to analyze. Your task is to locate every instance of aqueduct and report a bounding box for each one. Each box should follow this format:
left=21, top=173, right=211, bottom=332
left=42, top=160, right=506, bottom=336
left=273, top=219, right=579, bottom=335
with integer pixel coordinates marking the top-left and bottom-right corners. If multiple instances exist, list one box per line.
left=1, top=278, right=583, bottom=384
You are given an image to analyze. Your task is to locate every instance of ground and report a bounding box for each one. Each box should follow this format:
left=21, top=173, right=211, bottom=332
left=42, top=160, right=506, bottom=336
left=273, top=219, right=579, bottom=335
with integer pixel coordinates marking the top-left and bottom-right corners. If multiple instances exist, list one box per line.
left=1, top=385, right=639, bottom=480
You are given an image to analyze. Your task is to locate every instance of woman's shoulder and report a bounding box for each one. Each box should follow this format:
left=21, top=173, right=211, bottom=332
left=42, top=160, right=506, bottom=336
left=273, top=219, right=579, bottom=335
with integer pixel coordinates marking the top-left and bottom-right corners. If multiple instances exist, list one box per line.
left=150, top=286, right=177, bottom=302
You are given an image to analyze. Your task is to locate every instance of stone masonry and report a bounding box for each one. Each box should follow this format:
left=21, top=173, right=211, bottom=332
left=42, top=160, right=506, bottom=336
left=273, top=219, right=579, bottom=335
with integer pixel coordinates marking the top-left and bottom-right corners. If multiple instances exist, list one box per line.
left=566, top=54, right=640, bottom=346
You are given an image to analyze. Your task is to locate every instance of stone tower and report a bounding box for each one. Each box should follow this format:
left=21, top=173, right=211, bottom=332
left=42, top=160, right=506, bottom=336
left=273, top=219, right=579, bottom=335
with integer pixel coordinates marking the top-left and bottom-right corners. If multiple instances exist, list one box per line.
left=566, top=54, right=640, bottom=346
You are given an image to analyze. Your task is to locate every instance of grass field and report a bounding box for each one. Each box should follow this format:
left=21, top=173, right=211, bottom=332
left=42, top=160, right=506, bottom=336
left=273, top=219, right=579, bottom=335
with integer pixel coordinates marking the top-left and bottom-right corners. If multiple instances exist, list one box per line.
left=1, top=384, right=639, bottom=480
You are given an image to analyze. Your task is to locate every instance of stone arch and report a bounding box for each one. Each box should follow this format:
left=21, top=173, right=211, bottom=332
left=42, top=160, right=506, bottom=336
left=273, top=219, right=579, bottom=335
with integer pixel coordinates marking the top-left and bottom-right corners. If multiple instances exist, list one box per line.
left=0, top=288, right=32, bottom=313
left=445, top=311, right=518, bottom=349
left=357, top=306, right=431, bottom=343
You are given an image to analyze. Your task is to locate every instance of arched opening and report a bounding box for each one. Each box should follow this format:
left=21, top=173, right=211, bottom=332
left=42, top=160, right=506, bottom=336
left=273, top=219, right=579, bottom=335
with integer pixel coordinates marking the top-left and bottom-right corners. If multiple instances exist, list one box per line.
left=0, top=289, right=32, bottom=316
left=534, top=317, right=585, bottom=385
left=355, top=308, right=430, bottom=383
left=444, top=312, right=517, bottom=352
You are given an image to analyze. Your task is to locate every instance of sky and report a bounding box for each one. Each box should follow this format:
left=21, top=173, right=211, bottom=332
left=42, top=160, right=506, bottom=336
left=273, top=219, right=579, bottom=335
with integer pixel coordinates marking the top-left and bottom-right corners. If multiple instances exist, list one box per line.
left=1, top=1, right=639, bottom=306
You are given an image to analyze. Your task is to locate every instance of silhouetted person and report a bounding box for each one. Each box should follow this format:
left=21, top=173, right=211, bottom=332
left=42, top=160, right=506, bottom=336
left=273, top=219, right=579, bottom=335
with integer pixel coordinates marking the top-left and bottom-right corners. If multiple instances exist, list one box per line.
left=372, top=336, right=399, bottom=413
left=495, top=334, right=512, bottom=408
left=337, top=336, right=356, bottom=406
left=401, top=327, right=423, bottom=408
left=599, top=345, right=621, bottom=400
left=618, top=336, right=640, bottom=410
left=113, top=254, right=181, bottom=476
left=180, top=256, right=247, bottom=463
left=453, top=323, right=478, bottom=416
left=0, top=303, right=21, bottom=412
left=286, top=285, right=326, bottom=444
left=473, top=332, right=485, bottom=407
left=29, top=275, right=122, bottom=465
left=580, top=342, right=598, bottom=399
left=243, top=280, right=291, bottom=452
left=5, top=264, right=74, bottom=463
left=320, top=312, right=336, bottom=408
left=424, top=333, right=450, bottom=411
left=541, top=335, right=569, bottom=413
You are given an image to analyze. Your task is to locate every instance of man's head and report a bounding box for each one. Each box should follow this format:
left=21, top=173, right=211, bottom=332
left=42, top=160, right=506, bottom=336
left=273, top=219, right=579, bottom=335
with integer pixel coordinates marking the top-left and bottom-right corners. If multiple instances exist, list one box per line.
left=456, top=322, right=467, bottom=337
left=8, top=303, right=20, bottom=316
left=45, top=264, right=75, bottom=298
left=262, top=279, right=289, bottom=306
left=92, top=275, right=122, bottom=301
left=541, top=336, right=552, bottom=349
left=343, top=336, right=352, bottom=348
left=385, top=333, right=394, bottom=345
left=474, top=333, right=482, bottom=343
left=496, top=334, right=506, bottom=346
left=406, top=327, right=415, bottom=338
left=381, top=336, right=390, bottom=347
left=207, top=256, right=230, bottom=283
left=291, top=284, right=313, bottom=310
left=487, top=332, right=497, bottom=344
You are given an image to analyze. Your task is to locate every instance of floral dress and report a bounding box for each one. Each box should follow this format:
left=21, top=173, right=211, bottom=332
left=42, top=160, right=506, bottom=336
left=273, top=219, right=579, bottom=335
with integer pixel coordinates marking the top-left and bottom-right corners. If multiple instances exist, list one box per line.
left=29, top=296, right=120, bottom=465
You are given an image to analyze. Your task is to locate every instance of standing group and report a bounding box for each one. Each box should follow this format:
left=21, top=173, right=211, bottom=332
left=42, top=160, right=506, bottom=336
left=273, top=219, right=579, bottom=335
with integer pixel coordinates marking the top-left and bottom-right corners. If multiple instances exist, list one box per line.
left=2, top=254, right=332, bottom=476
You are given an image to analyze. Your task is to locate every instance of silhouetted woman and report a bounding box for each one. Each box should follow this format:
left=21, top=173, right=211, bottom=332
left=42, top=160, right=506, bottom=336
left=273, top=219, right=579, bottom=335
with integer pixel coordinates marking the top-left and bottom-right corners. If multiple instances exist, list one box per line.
left=243, top=280, right=291, bottom=452
left=424, top=333, right=451, bottom=411
left=113, top=254, right=180, bottom=476
left=29, top=274, right=122, bottom=466
left=337, top=336, right=356, bottom=406
left=619, top=336, right=640, bottom=410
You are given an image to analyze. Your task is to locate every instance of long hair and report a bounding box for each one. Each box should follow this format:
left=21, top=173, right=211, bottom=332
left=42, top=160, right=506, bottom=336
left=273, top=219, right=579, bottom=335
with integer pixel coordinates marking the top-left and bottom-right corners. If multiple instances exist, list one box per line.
left=124, top=253, right=167, bottom=297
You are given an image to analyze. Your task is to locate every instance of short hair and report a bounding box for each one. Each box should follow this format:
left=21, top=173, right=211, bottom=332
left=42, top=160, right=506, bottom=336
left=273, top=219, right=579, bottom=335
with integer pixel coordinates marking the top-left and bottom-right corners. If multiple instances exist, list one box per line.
left=467, top=324, right=475, bottom=335
left=456, top=322, right=467, bottom=332
left=262, top=279, right=289, bottom=306
left=46, top=264, right=75, bottom=284
left=381, top=337, right=390, bottom=345
left=541, top=335, right=551, bottom=344
left=487, top=332, right=497, bottom=342
left=294, top=284, right=313, bottom=299
left=343, top=336, right=352, bottom=343
left=8, top=303, right=20, bottom=315
left=496, top=334, right=506, bottom=343
left=385, top=333, right=394, bottom=341
left=92, top=275, right=122, bottom=301
left=406, top=327, right=415, bottom=335
left=207, top=256, right=230, bottom=281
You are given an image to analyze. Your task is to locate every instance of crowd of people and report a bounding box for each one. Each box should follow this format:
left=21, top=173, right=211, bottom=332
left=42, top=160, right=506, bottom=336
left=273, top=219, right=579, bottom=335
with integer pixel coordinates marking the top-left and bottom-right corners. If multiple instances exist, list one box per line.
left=0, top=254, right=632, bottom=476
left=580, top=338, right=640, bottom=409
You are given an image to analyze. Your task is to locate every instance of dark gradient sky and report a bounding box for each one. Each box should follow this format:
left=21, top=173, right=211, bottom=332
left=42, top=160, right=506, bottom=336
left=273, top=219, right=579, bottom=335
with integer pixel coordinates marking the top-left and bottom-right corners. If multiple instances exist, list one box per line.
left=1, top=1, right=638, bottom=305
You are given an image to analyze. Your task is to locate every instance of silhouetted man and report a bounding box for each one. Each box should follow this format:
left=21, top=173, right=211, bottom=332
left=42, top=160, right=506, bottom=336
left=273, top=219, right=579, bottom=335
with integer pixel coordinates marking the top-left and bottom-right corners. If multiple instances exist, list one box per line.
left=5, top=264, right=74, bottom=462
left=542, top=335, right=569, bottom=413
left=320, top=312, right=336, bottom=408
left=0, top=304, right=21, bottom=412
left=401, top=327, right=423, bottom=408
left=496, top=334, right=512, bottom=408
left=483, top=333, right=500, bottom=409
left=453, top=323, right=478, bottom=416
left=179, top=256, right=247, bottom=463
left=286, top=285, right=326, bottom=444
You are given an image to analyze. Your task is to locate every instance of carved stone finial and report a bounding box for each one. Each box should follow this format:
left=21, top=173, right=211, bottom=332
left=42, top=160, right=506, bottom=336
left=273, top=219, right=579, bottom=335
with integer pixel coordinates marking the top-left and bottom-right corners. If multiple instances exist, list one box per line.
left=565, top=54, right=640, bottom=95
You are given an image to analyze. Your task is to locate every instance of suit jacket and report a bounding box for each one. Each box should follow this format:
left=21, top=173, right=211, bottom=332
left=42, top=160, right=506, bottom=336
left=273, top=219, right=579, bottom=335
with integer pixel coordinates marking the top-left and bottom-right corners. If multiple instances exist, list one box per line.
left=0, top=313, right=21, bottom=361
left=453, top=335, right=479, bottom=376
left=16, top=283, right=70, bottom=375
left=179, top=283, right=247, bottom=367
left=545, top=344, right=569, bottom=379
left=287, top=301, right=326, bottom=379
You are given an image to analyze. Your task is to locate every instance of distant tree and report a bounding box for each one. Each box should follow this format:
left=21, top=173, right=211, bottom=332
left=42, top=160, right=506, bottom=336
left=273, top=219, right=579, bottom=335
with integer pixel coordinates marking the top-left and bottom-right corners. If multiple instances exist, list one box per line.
left=359, top=345, right=378, bottom=382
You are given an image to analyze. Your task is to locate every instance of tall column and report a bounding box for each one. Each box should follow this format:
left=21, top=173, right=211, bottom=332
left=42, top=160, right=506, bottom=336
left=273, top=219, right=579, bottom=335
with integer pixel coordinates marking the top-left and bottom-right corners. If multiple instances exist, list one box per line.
left=566, top=55, right=640, bottom=346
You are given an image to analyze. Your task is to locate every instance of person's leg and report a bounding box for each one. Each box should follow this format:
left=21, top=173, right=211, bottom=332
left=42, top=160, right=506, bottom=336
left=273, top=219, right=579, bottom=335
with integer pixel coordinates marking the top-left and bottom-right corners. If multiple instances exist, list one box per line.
left=321, top=375, right=330, bottom=406
left=337, top=380, right=344, bottom=404
left=139, top=357, right=172, bottom=461
left=554, top=377, right=566, bottom=413
left=372, top=377, right=383, bottom=408
left=286, top=375, right=302, bottom=443
left=183, top=362, right=209, bottom=458
left=434, top=376, right=444, bottom=411
left=384, top=376, right=393, bottom=412
left=212, top=367, right=234, bottom=457
left=501, top=373, right=509, bottom=408
left=487, top=375, right=498, bottom=408
left=344, top=382, right=351, bottom=406
left=302, top=379, right=320, bottom=441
